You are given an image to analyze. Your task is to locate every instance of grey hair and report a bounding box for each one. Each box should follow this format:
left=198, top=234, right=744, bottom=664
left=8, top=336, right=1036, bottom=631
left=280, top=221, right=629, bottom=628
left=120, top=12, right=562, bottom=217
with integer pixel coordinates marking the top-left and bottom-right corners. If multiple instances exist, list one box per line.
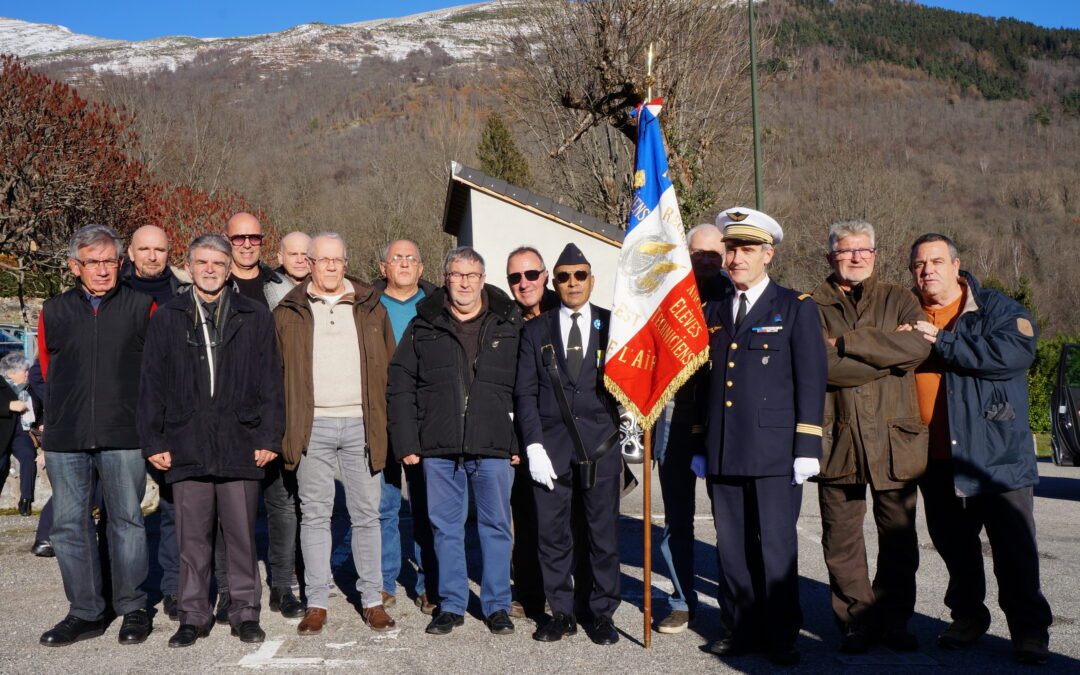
left=827, top=219, right=876, bottom=252
left=685, top=223, right=721, bottom=246
left=506, top=246, right=545, bottom=270
left=186, top=234, right=231, bottom=263
left=444, top=246, right=485, bottom=276
left=910, top=233, right=959, bottom=264
left=0, top=352, right=30, bottom=373
left=309, top=232, right=348, bottom=259
left=68, top=224, right=123, bottom=261
left=381, top=239, right=420, bottom=262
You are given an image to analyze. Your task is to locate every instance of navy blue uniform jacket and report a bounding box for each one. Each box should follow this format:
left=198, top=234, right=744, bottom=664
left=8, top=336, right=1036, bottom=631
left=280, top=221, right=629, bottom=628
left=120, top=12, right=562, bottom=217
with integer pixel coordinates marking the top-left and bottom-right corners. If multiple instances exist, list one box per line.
left=514, top=305, right=622, bottom=479
left=936, top=272, right=1039, bottom=497
left=702, top=279, right=827, bottom=477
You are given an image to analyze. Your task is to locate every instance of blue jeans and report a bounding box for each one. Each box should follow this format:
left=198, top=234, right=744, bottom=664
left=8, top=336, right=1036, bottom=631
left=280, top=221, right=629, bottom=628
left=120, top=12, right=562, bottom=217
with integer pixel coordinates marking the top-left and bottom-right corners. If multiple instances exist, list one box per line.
left=380, top=463, right=433, bottom=596
left=424, top=457, right=512, bottom=617
left=148, top=465, right=179, bottom=596
left=379, top=467, right=402, bottom=595
left=658, top=420, right=700, bottom=615
left=46, top=449, right=148, bottom=621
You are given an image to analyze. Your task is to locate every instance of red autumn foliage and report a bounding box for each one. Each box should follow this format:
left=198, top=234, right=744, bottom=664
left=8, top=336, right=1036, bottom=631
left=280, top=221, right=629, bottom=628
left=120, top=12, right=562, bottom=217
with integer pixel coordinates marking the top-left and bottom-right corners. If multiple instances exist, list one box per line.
left=0, top=54, right=273, bottom=265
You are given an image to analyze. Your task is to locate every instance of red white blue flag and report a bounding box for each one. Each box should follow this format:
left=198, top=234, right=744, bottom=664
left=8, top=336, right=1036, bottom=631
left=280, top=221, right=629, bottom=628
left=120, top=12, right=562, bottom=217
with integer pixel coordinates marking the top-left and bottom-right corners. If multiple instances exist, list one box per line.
left=604, top=99, right=709, bottom=427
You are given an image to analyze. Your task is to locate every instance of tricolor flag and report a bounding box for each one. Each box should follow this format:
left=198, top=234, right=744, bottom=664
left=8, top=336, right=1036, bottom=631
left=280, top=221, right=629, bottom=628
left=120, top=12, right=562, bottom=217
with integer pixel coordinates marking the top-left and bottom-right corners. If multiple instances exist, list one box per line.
left=604, top=99, right=709, bottom=427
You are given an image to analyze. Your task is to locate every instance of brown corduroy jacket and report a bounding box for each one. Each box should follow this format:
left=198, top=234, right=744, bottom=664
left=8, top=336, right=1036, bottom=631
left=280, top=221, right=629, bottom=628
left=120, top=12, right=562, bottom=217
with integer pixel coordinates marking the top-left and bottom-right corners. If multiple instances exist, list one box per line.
left=273, top=277, right=395, bottom=471
left=810, top=273, right=931, bottom=488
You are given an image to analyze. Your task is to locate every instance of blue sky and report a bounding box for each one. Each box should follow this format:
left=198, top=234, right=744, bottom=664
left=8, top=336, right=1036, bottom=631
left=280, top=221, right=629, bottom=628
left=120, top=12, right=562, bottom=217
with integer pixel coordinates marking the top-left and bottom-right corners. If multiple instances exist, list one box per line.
left=2, top=1, right=1078, bottom=40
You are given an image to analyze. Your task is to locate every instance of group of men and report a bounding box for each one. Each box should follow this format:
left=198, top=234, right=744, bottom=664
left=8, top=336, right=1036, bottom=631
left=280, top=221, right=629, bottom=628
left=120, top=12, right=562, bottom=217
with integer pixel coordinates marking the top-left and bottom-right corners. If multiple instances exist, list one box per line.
left=31, top=204, right=1051, bottom=665
left=33, top=214, right=628, bottom=650
left=653, top=208, right=1051, bottom=666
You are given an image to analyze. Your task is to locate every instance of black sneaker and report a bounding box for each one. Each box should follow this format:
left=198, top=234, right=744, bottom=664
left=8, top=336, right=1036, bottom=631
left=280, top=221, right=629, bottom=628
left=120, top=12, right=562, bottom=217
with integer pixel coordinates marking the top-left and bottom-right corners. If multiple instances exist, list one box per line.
left=425, top=611, right=464, bottom=635
left=938, top=616, right=990, bottom=649
left=31, top=540, right=55, bottom=557
left=118, top=609, right=152, bottom=645
left=40, top=615, right=106, bottom=647
left=484, top=609, right=515, bottom=635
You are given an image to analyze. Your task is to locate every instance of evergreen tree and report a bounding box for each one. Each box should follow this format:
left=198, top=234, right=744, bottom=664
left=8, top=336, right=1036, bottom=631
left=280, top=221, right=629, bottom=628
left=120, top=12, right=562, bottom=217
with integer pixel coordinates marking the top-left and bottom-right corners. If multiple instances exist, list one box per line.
left=476, top=113, right=532, bottom=188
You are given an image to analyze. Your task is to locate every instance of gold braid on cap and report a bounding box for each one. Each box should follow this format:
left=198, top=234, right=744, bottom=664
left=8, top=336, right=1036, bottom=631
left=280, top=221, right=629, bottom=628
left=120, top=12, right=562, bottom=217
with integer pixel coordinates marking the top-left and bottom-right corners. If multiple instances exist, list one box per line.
left=723, top=224, right=774, bottom=244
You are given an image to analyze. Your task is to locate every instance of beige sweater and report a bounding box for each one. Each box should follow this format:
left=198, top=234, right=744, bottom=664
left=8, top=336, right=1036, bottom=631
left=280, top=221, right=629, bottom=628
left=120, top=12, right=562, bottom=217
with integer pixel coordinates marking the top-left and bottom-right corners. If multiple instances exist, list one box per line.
left=309, top=282, right=364, bottom=418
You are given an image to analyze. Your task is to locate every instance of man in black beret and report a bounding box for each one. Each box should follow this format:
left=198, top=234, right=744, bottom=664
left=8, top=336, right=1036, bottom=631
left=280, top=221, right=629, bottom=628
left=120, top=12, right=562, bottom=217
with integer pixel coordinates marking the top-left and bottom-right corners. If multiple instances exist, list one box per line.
left=514, top=243, right=623, bottom=645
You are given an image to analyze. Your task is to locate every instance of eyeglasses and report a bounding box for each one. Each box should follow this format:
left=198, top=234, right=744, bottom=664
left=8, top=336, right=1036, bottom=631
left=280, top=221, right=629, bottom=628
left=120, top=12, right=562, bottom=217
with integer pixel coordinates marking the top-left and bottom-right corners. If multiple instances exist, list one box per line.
left=831, top=248, right=876, bottom=261
left=446, top=272, right=483, bottom=283
left=308, top=257, right=347, bottom=268
left=507, top=269, right=544, bottom=285
left=74, top=258, right=120, bottom=270
left=385, top=254, right=420, bottom=267
left=554, top=270, right=590, bottom=284
left=229, top=234, right=264, bottom=246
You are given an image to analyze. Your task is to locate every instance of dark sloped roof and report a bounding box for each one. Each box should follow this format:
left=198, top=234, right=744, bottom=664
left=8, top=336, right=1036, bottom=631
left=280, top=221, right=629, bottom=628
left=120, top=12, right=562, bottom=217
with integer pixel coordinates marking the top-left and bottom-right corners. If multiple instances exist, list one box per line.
left=442, top=162, right=624, bottom=245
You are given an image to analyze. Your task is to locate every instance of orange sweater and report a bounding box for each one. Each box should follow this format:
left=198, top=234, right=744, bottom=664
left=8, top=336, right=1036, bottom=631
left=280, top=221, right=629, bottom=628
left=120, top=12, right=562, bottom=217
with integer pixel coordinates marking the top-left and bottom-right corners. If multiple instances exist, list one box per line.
left=915, top=290, right=965, bottom=460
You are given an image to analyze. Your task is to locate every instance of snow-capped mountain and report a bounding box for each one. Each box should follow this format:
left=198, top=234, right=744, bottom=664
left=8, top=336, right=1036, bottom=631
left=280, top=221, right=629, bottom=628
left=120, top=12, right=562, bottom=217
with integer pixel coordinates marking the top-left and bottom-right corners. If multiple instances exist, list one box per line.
left=0, top=2, right=517, bottom=77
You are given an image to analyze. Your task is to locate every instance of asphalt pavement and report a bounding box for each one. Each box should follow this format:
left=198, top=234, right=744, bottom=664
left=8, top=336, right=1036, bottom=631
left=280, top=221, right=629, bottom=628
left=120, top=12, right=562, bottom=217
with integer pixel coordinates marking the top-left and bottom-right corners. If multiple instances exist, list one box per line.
left=1, top=458, right=1078, bottom=673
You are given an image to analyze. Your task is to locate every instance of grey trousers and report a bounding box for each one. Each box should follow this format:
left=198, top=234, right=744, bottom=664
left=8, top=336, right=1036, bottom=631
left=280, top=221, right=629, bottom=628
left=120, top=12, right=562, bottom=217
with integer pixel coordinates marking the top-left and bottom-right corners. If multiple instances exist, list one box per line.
left=174, top=478, right=261, bottom=628
left=298, top=417, right=382, bottom=609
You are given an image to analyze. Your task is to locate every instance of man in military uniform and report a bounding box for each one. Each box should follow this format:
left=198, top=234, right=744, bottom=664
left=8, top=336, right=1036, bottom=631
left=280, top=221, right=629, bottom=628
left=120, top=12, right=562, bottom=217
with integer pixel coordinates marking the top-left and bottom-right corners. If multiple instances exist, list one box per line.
left=694, top=207, right=827, bottom=665
left=514, top=243, right=622, bottom=645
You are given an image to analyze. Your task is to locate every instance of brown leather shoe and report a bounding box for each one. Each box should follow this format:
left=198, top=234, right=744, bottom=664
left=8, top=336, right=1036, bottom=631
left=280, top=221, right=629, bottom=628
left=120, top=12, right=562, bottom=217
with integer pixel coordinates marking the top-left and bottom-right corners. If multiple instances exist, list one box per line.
left=362, top=604, right=396, bottom=632
left=381, top=591, right=396, bottom=609
left=297, top=608, right=327, bottom=635
left=415, top=592, right=437, bottom=615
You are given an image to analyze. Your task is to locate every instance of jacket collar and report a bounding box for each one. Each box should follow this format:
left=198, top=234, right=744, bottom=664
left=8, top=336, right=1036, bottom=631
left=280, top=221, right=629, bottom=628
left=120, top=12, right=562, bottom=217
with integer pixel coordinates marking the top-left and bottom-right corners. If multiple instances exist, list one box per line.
left=416, top=284, right=521, bottom=326
left=812, top=272, right=879, bottom=305
left=277, top=275, right=380, bottom=314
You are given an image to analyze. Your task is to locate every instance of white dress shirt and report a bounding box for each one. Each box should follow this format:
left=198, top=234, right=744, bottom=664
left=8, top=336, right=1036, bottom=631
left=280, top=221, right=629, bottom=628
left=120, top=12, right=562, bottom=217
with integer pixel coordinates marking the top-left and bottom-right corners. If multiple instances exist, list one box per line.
left=559, top=303, right=593, bottom=359
left=731, top=276, right=771, bottom=326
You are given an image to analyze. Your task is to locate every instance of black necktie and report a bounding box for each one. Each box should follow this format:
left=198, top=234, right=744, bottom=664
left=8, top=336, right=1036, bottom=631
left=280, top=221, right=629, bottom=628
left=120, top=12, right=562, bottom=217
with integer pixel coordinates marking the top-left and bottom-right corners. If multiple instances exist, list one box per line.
left=567, top=312, right=583, bottom=377
left=734, top=293, right=748, bottom=331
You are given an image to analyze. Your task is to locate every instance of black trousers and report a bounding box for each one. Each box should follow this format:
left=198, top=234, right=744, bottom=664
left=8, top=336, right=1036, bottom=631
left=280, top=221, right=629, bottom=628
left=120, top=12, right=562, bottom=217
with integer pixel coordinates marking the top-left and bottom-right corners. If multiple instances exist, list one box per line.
left=175, top=478, right=261, bottom=629
left=511, top=461, right=545, bottom=612
left=709, top=474, right=803, bottom=649
left=919, top=460, right=1052, bottom=644
left=534, top=470, right=621, bottom=620
left=818, top=482, right=918, bottom=631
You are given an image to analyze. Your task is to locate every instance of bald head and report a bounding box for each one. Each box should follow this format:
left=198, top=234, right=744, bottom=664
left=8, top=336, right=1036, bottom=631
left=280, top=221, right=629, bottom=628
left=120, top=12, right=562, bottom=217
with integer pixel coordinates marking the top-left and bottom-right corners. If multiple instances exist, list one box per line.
left=226, top=212, right=264, bottom=278
left=277, top=231, right=311, bottom=282
left=688, top=223, right=725, bottom=281
left=128, top=225, right=169, bottom=278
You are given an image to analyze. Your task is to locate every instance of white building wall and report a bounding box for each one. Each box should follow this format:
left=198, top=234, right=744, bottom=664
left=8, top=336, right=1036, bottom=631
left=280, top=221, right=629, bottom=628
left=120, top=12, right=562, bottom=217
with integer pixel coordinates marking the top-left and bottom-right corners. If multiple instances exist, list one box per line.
left=459, top=190, right=621, bottom=309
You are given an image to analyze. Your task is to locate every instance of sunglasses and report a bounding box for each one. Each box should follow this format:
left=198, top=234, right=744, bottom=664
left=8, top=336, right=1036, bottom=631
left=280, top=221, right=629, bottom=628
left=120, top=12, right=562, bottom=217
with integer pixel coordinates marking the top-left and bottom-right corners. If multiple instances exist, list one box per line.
left=228, top=234, right=264, bottom=246
left=507, top=269, right=543, bottom=285
left=554, top=270, right=590, bottom=284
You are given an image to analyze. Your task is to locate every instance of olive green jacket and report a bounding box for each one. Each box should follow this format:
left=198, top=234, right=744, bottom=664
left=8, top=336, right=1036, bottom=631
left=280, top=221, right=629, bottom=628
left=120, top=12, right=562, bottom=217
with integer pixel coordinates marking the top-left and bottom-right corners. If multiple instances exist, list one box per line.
left=810, top=274, right=931, bottom=488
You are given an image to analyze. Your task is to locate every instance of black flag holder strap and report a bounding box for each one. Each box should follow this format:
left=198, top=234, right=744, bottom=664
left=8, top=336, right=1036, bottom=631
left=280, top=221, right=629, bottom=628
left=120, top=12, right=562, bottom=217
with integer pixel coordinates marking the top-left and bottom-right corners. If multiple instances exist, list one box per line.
left=539, top=332, right=617, bottom=490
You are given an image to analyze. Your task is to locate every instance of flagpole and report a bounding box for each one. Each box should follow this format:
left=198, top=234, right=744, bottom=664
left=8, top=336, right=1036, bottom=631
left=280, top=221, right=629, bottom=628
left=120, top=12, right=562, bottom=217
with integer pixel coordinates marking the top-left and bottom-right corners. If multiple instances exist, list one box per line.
left=641, top=42, right=656, bottom=650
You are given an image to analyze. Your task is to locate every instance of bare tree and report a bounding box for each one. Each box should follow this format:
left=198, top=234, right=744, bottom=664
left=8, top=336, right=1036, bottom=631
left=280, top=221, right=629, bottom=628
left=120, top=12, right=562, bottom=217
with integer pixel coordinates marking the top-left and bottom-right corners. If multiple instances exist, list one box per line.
left=504, top=0, right=763, bottom=226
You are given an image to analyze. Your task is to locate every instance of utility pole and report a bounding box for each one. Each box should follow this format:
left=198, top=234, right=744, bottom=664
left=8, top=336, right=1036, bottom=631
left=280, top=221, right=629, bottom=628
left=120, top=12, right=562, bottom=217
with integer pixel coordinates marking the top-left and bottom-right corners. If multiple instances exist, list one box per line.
left=749, top=0, right=764, bottom=210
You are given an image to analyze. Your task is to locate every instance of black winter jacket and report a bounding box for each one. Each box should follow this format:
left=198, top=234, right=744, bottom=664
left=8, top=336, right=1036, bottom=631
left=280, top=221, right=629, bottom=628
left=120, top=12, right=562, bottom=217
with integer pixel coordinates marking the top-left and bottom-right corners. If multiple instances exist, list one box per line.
left=38, top=284, right=153, bottom=452
left=137, top=289, right=285, bottom=483
left=388, top=285, right=522, bottom=461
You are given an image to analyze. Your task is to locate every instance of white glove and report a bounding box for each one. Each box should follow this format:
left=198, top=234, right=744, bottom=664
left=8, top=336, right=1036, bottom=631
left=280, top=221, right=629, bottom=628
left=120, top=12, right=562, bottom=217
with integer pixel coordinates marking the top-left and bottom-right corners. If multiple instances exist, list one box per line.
left=527, top=443, right=557, bottom=490
left=690, top=455, right=706, bottom=479
left=792, top=457, right=820, bottom=485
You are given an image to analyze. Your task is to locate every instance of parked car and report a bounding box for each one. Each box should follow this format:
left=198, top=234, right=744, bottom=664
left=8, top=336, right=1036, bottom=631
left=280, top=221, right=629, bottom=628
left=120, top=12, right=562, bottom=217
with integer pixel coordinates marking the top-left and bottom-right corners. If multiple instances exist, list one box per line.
left=1050, top=343, right=1080, bottom=466
left=0, top=324, right=34, bottom=359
